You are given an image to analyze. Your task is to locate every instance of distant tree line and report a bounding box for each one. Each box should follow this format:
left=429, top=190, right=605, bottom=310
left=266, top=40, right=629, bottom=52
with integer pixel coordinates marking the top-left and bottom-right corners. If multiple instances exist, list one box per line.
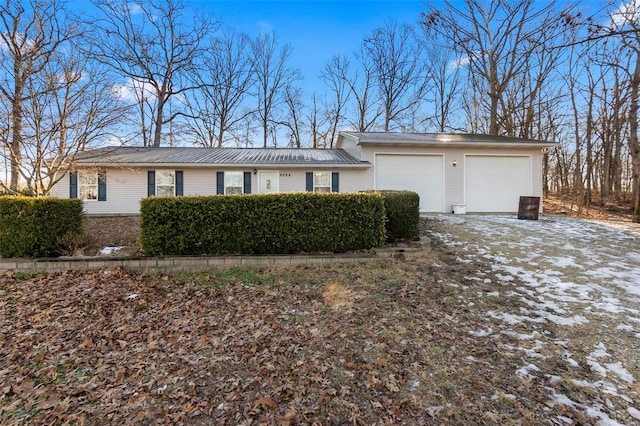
left=1, top=0, right=639, bottom=222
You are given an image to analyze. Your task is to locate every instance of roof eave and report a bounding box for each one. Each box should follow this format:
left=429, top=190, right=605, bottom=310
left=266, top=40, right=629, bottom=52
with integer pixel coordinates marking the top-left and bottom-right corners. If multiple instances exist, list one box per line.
left=355, top=141, right=558, bottom=149
left=72, top=162, right=372, bottom=169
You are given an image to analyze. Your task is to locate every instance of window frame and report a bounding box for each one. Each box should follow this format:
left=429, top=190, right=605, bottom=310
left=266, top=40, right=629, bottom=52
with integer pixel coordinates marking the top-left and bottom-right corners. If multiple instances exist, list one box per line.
left=78, top=171, right=98, bottom=201
left=156, top=170, right=176, bottom=197
left=224, top=171, right=244, bottom=194
left=313, top=171, right=332, bottom=193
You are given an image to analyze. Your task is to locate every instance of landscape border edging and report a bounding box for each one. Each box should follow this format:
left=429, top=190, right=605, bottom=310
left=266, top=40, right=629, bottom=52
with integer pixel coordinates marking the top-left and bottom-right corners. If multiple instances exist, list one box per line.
left=0, top=245, right=426, bottom=274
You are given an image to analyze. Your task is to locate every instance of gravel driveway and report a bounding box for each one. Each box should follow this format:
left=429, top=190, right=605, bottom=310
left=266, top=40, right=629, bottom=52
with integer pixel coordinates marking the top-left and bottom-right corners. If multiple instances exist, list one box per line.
left=428, top=214, right=640, bottom=425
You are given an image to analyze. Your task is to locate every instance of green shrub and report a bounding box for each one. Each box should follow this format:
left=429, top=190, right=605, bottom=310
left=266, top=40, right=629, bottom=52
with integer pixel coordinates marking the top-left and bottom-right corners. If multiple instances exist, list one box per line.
left=140, top=192, right=386, bottom=256
left=362, top=190, right=420, bottom=241
left=0, top=196, right=84, bottom=257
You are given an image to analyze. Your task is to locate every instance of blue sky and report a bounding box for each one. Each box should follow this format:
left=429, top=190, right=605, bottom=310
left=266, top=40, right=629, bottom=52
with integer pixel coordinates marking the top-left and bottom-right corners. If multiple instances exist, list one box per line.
left=192, top=0, right=427, bottom=92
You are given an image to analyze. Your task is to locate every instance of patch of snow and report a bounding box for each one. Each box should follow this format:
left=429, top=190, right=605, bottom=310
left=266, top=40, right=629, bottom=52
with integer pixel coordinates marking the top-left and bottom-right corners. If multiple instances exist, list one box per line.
left=628, top=407, right=640, bottom=420
left=491, top=392, right=516, bottom=401
left=616, top=324, right=634, bottom=332
left=100, top=246, right=123, bottom=255
left=522, top=340, right=548, bottom=359
left=547, top=375, right=562, bottom=384
left=561, top=351, right=579, bottom=368
left=587, top=360, right=608, bottom=377
left=516, top=363, right=540, bottom=378
left=590, top=343, right=611, bottom=359
left=501, top=330, right=539, bottom=340
left=551, top=393, right=625, bottom=426
left=495, top=273, right=514, bottom=282
left=570, top=379, right=622, bottom=397
left=543, top=312, right=589, bottom=326
left=469, top=328, right=493, bottom=337
left=605, top=362, right=634, bottom=383
left=153, top=384, right=168, bottom=394
left=548, top=256, right=582, bottom=269
left=125, top=293, right=138, bottom=300
left=427, top=406, right=444, bottom=418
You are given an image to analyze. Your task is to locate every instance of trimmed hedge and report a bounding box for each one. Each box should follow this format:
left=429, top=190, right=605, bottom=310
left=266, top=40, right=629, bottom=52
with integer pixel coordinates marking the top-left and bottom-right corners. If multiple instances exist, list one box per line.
left=362, top=190, right=420, bottom=241
left=140, top=192, right=386, bottom=256
left=0, top=196, right=84, bottom=258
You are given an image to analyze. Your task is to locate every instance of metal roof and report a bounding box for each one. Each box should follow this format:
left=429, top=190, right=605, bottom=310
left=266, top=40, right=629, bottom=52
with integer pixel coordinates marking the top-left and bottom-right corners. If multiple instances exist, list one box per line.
left=74, top=147, right=370, bottom=168
left=339, top=131, right=558, bottom=148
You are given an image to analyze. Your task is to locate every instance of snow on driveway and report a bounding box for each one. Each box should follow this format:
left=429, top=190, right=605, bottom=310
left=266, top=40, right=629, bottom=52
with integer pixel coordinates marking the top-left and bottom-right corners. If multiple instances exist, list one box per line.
left=430, top=215, right=640, bottom=425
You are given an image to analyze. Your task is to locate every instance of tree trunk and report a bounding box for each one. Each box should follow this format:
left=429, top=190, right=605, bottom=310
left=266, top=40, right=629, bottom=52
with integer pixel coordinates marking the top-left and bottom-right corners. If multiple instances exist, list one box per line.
left=629, top=53, right=640, bottom=222
left=9, top=100, right=23, bottom=191
left=153, top=95, right=164, bottom=147
left=489, top=92, right=500, bottom=135
left=262, top=120, right=268, bottom=148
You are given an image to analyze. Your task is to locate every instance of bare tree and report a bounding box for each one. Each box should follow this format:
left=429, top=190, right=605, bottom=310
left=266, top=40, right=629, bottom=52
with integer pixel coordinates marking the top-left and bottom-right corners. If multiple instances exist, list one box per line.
left=0, top=0, right=74, bottom=191
left=183, top=30, right=254, bottom=147
left=250, top=32, right=299, bottom=148
left=612, top=3, right=640, bottom=222
left=346, top=47, right=382, bottom=132
left=280, top=82, right=305, bottom=148
left=307, top=92, right=325, bottom=148
left=422, top=0, right=564, bottom=135
left=423, top=45, right=463, bottom=132
left=87, top=0, right=214, bottom=147
left=319, top=55, right=350, bottom=147
left=20, top=46, right=129, bottom=195
left=363, top=20, right=429, bottom=131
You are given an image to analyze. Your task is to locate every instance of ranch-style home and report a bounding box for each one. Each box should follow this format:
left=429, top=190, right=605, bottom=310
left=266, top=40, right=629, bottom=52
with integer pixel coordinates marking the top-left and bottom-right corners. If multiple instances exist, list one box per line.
left=50, top=131, right=558, bottom=215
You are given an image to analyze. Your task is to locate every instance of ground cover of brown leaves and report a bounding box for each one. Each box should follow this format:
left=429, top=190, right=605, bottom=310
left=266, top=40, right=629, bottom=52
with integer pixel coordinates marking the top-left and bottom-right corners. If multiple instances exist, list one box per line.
left=1, top=221, right=585, bottom=425
left=544, top=193, right=635, bottom=221
left=81, top=216, right=141, bottom=256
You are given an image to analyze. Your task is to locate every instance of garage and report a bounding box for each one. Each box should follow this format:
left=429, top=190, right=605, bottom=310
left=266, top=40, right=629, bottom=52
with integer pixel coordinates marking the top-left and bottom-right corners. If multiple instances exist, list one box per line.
left=375, top=154, right=444, bottom=212
left=465, top=155, right=532, bottom=212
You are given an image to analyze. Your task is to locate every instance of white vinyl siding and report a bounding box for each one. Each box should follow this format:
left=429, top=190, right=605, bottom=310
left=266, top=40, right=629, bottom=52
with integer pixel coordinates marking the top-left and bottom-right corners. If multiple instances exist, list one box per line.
left=375, top=154, right=444, bottom=212
left=465, top=155, right=532, bottom=212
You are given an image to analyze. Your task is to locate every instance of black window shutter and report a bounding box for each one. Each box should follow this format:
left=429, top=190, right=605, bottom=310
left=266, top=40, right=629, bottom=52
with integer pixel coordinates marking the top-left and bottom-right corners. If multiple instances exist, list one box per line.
left=331, top=172, right=339, bottom=193
left=98, top=170, right=107, bottom=201
left=147, top=171, right=156, bottom=196
left=243, top=171, right=251, bottom=194
left=305, top=172, right=313, bottom=192
left=216, top=172, right=224, bottom=194
left=175, top=171, right=184, bottom=196
left=69, top=172, right=78, bottom=199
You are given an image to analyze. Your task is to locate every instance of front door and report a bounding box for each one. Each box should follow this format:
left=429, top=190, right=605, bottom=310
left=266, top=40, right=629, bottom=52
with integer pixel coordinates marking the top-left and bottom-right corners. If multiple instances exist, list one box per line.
left=258, top=171, right=279, bottom=193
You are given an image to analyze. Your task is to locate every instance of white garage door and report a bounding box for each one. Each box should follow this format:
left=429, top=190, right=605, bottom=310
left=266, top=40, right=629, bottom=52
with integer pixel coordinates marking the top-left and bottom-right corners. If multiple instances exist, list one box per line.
left=465, top=155, right=532, bottom=212
left=375, top=154, right=444, bottom=212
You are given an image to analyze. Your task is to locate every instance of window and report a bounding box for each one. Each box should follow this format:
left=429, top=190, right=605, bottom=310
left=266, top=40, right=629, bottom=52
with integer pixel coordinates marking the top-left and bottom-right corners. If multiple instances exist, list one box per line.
left=79, top=172, right=98, bottom=200
left=156, top=170, right=175, bottom=196
left=225, top=171, right=243, bottom=194
left=313, top=171, right=331, bottom=192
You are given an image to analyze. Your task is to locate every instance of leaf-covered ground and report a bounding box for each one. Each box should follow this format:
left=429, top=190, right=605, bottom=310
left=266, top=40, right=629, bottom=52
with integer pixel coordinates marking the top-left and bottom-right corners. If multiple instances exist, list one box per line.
left=1, top=218, right=637, bottom=425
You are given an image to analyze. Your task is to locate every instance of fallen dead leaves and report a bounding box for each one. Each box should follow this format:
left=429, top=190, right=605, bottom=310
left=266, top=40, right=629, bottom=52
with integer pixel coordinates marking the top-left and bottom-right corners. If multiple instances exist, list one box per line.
left=0, top=227, right=625, bottom=425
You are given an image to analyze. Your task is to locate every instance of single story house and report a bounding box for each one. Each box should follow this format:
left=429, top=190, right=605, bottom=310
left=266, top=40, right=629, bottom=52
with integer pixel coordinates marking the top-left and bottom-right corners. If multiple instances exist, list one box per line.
left=50, top=131, right=557, bottom=214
